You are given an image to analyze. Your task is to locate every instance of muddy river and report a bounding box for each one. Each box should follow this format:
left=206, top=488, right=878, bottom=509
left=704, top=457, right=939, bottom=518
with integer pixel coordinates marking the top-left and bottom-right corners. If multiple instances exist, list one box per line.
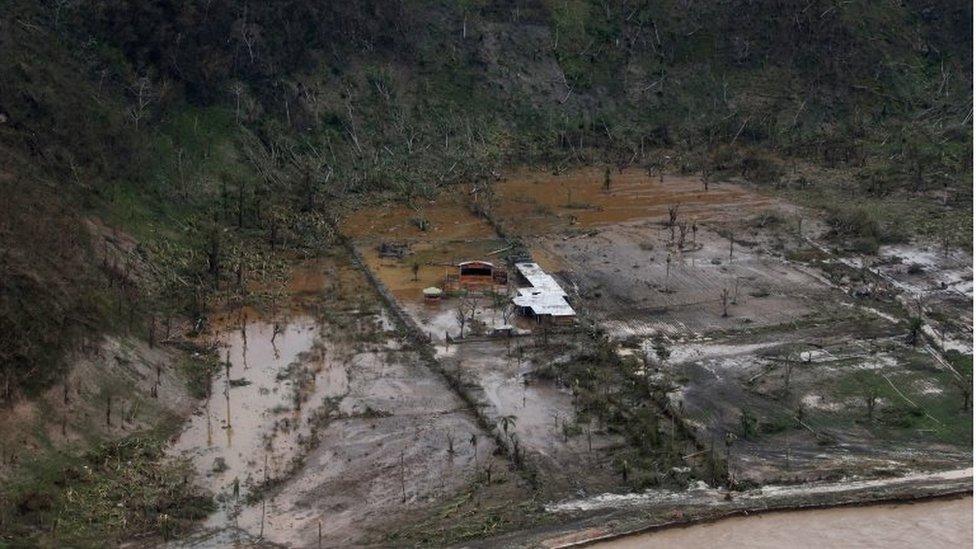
left=594, top=496, right=972, bottom=549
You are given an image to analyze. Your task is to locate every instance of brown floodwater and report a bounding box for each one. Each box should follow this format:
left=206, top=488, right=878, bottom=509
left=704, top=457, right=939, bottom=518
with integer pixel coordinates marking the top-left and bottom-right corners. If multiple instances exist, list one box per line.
left=169, top=310, right=346, bottom=526
left=341, top=168, right=776, bottom=243
left=592, top=496, right=973, bottom=549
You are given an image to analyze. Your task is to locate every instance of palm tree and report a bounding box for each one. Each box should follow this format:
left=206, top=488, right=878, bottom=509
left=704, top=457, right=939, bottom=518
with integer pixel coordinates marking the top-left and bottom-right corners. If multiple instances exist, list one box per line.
left=499, top=415, right=517, bottom=438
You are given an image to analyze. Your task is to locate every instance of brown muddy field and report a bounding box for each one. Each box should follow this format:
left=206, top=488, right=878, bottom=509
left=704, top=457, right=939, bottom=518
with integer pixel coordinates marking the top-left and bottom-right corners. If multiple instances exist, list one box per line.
left=173, top=253, right=524, bottom=546
left=541, top=220, right=825, bottom=336
left=349, top=167, right=969, bottom=529
left=341, top=194, right=496, bottom=242
left=493, top=167, right=777, bottom=234
left=173, top=167, right=971, bottom=546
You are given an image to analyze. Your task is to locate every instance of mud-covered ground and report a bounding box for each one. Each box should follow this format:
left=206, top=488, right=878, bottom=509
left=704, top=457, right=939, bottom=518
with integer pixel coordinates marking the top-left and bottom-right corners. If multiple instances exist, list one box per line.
left=331, top=166, right=971, bottom=544
left=231, top=331, right=512, bottom=547
left=531, top=220, right=972, bottom=484
left=170, top=167, right=971, bottom=546
left=485, top=168, right=972, bottom=488
left=171, top=253, right=526, bottom=547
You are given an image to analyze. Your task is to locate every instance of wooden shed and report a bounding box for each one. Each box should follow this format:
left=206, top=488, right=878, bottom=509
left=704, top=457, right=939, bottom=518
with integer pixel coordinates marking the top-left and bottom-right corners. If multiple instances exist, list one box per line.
left=457, top=261, right=507, bottom=289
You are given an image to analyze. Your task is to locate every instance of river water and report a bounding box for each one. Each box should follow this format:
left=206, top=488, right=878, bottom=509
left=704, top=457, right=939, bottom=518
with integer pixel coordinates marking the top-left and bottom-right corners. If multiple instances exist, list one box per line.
left=594, top=496, right=972, bottom=549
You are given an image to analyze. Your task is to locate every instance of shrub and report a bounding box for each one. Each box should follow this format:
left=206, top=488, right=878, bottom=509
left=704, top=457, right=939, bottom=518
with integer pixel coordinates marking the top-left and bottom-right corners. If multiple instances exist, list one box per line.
left=825, top=206, right=881, bottom=240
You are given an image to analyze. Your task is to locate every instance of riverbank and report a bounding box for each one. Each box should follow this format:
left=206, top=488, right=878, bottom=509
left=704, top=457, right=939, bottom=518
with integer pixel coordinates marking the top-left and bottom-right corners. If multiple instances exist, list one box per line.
left=480, top=468, right=972, bottom=547
left=592, top=494, right=972, bottom=549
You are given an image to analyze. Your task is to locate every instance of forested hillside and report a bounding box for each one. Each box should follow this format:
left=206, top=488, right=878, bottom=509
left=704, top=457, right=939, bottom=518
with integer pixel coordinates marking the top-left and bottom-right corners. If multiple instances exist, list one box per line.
left=1, top=0, right=971, bottom=408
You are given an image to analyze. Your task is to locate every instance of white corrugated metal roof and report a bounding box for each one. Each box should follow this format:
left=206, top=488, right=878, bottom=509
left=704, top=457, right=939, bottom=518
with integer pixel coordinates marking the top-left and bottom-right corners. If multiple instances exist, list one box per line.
left=514, top=262, right=567, bottom=295
left=513, top=292, right=575, bottom=316
left=512, top=262, right=575, bottom=317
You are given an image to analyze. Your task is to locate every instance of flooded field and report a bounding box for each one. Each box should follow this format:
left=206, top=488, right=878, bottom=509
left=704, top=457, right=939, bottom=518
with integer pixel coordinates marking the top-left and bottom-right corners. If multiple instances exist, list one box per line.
left=541, top=220, right=826, bottom=336
left=166, top=167, right=971, bottom=546
left=231, top=337, right=511, bottom=546
left=359, top=238, right=507, bottom=302
left=594, top=496, right=972, bottom=549
left=168, top=313, right=334, bottom=521
left=170, top=253, right=523, bottom=546
left=433, top=337, right=628, bottom=494
left=343, top=169, right=970, bottom=495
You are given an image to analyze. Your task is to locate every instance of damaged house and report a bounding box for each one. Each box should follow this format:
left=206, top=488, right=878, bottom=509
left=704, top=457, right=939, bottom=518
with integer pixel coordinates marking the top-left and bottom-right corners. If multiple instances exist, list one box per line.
left=511, top=262, right=576, bottom=325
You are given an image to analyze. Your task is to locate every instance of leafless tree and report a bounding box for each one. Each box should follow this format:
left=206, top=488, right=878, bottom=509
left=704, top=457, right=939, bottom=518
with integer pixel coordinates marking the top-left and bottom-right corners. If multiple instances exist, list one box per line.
left=667, top=204, right=679, bottom=242
left=951, top=373, right=972, bottom=411
left=454, top=295, right=478, bottom=338
left=227, top=80, right=243, bottom=123
left=665, top=253, right=672, bottom=291
left=399, top=449, right=406, bottom=503
left=783, top=359, right=795, bottom=396
left=127, top=76, right=156, bottom=128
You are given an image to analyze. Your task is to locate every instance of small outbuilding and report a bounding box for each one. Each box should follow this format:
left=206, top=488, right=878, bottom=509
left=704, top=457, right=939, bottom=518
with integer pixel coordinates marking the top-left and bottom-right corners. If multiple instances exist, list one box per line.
left=457, top=261, right=508, bottom=289
left=422, top=286, right=443, bottom=303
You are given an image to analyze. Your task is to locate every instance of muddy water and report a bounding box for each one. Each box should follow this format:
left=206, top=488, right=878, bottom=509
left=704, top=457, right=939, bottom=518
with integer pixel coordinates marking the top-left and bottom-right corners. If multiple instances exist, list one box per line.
left=594, top=496, right=973, bottom=549
left=169, top=311, right=344, bottom=525
left=228, top=336, right=503, bottom=547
